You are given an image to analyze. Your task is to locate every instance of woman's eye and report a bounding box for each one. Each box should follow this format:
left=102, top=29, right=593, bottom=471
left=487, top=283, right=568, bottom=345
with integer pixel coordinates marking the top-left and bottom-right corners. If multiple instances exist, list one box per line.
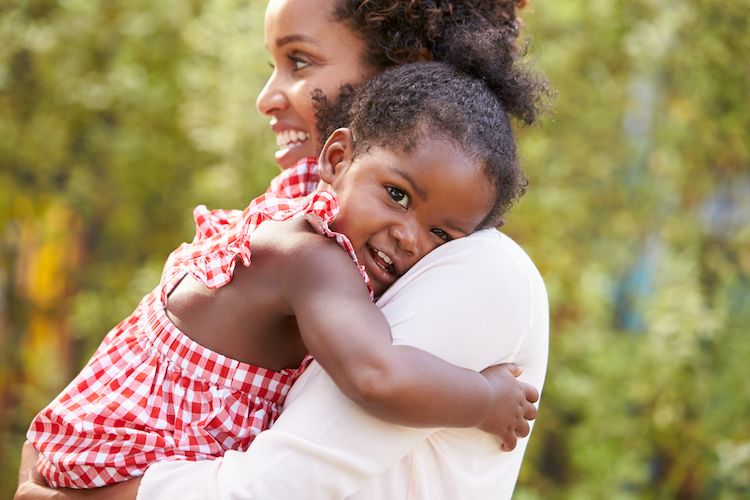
left=388, top=187, right=409, bottom=208
left=431, top=228, right=451, bottom=242
left=289, top=56, right=311, bottom=71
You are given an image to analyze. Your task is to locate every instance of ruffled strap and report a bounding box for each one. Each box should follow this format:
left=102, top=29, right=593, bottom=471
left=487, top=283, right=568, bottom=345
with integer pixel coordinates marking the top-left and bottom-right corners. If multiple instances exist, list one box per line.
left=308, top=197, right=373, bottom=300
left=193, top=208, right=244, bottom=241
left=165, top=191, right=372, bottom=299
left=266, top=157, right=320, bottom=199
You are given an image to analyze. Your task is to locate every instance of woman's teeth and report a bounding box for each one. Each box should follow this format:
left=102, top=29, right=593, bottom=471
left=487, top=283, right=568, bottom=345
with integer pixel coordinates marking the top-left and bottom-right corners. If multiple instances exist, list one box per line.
left=276, top=130, right=310, bottom=150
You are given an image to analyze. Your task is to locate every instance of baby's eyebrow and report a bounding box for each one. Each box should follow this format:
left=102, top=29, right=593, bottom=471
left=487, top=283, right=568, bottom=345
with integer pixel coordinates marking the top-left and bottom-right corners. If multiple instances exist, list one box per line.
left=445, top=221, right=471, bottom=237
left=276, top=34, right=320, bottom=48
left=387, top=165, right=472, bottom=236
left=388, top=166, right=427, bottom=201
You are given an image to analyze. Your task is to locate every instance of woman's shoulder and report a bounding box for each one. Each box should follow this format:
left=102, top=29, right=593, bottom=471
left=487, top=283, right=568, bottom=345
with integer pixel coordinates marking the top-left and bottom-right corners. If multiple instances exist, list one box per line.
left=442, top=230, right=540, bottom=274
left=382, top=229, right=545, bottom=300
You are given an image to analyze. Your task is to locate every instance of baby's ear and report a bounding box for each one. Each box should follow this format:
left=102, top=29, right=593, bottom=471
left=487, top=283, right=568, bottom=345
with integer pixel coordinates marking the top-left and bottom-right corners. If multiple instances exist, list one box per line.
left=318, top=128, right=354, bottom=184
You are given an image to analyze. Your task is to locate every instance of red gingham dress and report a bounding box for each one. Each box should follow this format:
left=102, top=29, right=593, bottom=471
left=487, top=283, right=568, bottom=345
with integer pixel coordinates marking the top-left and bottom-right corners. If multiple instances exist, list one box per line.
left=27, top=178, right=371, bottom=488
left=266, top=156, right=320, bottom=199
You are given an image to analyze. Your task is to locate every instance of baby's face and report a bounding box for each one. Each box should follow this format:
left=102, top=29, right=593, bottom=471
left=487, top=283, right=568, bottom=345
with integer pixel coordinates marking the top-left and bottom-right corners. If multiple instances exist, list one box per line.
left=327, top=136, right=495, bottom=296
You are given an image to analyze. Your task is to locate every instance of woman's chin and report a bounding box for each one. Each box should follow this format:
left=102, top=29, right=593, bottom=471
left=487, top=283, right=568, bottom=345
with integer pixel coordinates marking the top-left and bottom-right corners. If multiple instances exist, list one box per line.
left=274, top=142, right=314, bottom=170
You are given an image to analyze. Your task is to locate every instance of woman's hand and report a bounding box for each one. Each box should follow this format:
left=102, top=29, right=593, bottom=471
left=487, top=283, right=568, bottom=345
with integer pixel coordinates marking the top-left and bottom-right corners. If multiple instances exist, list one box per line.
left=477, top=364, right=539, bottom=452
left=15, top=441, right=141, bottom=500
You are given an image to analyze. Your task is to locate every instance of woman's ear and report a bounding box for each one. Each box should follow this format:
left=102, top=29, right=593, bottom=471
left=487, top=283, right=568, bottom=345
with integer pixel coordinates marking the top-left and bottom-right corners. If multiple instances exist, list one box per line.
left=318, top=128, right=354, bottom=185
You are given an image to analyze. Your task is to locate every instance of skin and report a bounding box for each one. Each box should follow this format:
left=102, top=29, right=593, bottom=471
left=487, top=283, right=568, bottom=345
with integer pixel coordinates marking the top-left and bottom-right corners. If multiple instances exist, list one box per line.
left=16, top=0, right=541, bottom=497
left=257, top=0, right=375, bottom=169
left=163, top=130, right=494, bottom=367
left=15, top=131, right=539, bottom=500
left=323, top=130, right=496, bottom=296
left=170, top=128, right=498, bottom=391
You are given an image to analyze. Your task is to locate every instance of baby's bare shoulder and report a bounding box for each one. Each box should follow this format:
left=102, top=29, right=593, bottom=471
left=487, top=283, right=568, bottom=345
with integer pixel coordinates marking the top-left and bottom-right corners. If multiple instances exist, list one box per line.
left=250, top=218, right=352, bottom=275
left=247, top=218, right=371, bottom=323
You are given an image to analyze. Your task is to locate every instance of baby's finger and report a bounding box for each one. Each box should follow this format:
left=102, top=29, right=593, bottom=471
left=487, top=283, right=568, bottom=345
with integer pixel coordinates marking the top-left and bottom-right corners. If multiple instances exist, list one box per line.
left=515, top=419, right=531, bottom=439
left=501, top=434, right=518, bottom=452
left=521, top=382, right=539, bottom=404
left=500, top=363, right=523, bottom=378
left=525, top=402, right=538, bottom=422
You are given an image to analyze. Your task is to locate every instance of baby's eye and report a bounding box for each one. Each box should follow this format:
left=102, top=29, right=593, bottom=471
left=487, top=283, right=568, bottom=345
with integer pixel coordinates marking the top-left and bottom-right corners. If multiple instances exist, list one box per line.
left=388, top=187, right=409, bottom=208
left=431, top=228, right=451, bottom=242
left=288, top=56, right=311, bottom=71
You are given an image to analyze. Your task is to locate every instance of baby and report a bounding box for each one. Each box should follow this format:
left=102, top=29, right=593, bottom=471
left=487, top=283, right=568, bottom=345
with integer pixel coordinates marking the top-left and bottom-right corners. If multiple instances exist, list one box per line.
left=28, top=62, right=536, bottom=488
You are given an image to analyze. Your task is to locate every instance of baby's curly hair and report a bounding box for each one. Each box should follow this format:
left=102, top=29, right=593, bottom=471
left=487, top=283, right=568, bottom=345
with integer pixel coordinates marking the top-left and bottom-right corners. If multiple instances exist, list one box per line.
left=317, top=62, right=527, bottom=229
left=331, top=0, right=545, bottom=126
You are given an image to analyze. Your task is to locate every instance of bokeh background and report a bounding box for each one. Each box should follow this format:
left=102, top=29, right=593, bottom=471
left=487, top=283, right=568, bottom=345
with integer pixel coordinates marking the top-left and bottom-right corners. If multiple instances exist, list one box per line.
left=1, top=0, right=748, bottom=497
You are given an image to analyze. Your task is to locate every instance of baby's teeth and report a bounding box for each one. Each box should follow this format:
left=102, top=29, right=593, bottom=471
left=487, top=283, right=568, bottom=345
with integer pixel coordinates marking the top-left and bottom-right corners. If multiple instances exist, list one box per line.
left=377, top=250, right=393, bottom=265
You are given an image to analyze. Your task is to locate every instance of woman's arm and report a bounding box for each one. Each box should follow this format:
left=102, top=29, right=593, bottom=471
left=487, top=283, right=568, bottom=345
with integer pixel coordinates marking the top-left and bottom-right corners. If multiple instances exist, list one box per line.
left=136, top=229, right=549, bottom=500
left=281, top=229, right=538, bottom=447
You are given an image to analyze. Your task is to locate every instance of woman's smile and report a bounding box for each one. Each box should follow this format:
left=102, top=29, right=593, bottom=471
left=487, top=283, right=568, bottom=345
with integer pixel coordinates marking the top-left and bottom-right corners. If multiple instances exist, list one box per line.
left=258, top=0, right=373, bottom=170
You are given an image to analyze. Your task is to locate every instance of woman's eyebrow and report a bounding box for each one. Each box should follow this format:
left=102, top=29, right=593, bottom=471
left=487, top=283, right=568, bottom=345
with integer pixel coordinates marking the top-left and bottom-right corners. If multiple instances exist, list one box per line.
left=276, top=34, right=320, bottom=48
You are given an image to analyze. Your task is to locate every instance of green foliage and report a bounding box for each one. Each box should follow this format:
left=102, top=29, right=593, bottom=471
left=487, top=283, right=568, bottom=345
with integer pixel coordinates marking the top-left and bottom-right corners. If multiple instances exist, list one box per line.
left=0, top=0, right=276, bottom=495
left=509, top=0, right=750, bottom=498
left=1, top=0, right=749, bottom=498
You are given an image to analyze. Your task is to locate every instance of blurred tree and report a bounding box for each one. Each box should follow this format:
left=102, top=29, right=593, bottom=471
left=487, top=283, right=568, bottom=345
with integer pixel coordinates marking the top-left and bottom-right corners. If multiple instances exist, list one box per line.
left=0, top=0, right=275, bottom=494
left=510, top=0, right=750, bottom=499
left=1, top=0, right=749, bottom=498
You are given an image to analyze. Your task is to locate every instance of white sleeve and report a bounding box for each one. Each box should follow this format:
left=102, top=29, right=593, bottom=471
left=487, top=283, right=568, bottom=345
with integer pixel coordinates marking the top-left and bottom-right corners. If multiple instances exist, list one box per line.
left=137, top=230, right=548, bottom=500
left=138, top=363, right=433, bottom=500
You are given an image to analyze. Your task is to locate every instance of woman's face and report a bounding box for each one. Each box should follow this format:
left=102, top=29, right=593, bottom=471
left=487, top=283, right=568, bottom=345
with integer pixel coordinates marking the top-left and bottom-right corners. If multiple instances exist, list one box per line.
left=257, top=0, right=373, bottom=170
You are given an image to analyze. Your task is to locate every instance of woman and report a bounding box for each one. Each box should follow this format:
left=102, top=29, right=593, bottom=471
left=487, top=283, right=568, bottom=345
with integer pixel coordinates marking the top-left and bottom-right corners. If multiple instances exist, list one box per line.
left=16, top=0, right=549, bottom=498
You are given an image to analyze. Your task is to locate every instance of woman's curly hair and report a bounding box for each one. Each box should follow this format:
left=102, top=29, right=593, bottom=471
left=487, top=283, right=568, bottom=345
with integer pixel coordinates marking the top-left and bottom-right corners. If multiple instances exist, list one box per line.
left=316, top=62, right=528, bottom=229
left=332, top=0, right=546, bottom=126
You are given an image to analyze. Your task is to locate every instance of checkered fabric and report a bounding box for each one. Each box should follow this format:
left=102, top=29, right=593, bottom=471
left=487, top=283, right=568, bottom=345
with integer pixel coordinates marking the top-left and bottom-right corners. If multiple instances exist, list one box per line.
left=266, top=157, right=320, bottom=199
left=168, top=190, right=371, bottom=295
left=28, top=189, right=370, bottom=488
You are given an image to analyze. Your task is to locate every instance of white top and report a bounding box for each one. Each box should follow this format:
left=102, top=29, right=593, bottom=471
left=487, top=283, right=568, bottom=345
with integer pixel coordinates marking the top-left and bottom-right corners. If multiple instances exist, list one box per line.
left=137, top=229, right=549, bottom=500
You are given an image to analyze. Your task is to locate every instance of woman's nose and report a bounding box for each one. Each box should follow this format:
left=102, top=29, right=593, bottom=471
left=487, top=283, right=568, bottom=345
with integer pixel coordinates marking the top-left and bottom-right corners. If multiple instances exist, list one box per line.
left=256, top=71, right=289, bottom=116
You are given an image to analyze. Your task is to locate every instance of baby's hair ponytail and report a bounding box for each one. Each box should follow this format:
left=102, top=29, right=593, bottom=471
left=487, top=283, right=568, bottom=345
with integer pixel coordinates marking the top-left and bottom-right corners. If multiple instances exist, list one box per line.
left=316, top=1, right=554, bottom=227
left=436, top=21, right=546, bottom=126
left=332, top=0, right=551, bottom=125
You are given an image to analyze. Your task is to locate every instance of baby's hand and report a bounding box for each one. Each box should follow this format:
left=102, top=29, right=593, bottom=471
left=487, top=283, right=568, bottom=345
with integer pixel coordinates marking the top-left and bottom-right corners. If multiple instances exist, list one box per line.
left=477, top=363, right=539, bottom=452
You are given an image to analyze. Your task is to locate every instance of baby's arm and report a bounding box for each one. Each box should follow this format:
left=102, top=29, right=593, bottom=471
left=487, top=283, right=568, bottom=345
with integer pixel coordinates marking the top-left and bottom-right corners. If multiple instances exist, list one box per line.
left=15, top=442, right=140, bottom=500
left=282, top=232, right=538, bottom=449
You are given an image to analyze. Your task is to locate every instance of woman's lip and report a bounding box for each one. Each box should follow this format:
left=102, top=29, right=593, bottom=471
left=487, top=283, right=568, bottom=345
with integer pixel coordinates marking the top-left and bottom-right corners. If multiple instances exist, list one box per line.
left=269, top=119, right=307, bottom=135
left=274, top=142, right=309, bottom=169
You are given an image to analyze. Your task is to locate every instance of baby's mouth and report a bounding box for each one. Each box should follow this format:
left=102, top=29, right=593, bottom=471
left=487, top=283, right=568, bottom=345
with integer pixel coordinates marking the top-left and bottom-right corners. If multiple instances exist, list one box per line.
left=276, top=130, right=310, bottom=151
left=369, top=246, right=396, bottom=275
